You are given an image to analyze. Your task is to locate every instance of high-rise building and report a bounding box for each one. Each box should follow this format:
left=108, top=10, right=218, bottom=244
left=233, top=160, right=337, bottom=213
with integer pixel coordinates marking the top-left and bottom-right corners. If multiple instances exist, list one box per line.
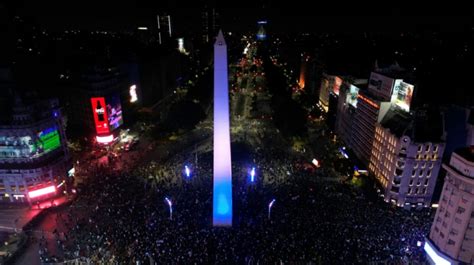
left=319, top=74, right=343, bottom=112
left=201, top=8, right=220, bottom=43
left=68, top=64, right=126, bottom=144
left=213, top=30, right=232, bottom=226
left=256, top=20, right=267, bottom=41
left=298, top=55, right=307, bottom=90
left=426, top=147, right=474, bottom=264
left=351, top=91, right=392, bottom=165
left=335, top=66, right=415, bottom=166
left=335, top=80, right=365, bottom=150
left=369, top=107, right=445, bottom=209
left=157, top=14, right=172, bottom=45
left=0, top=94, right=72, bottom=204
left=442, top=106, right=471, bottom=161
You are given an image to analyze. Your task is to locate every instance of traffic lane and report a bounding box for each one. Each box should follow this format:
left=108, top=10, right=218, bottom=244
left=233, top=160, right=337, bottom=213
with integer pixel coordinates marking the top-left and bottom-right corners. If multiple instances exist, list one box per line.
left=13, top=243, right=41, bottom=265
left=0, top=208, right=39, bottom=232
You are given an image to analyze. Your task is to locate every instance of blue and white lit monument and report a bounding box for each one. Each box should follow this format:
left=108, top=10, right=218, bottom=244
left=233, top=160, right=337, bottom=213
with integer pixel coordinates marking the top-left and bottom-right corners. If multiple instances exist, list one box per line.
left=213, top=30, right=233, bottom=226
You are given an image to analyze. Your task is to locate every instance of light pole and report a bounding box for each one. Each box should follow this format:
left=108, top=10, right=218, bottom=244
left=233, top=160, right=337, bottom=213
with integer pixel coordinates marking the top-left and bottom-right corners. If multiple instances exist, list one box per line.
left=250, top=167, right=256, bottom=183
left=268, top=199, right=276, bottom=220
left=165, top=197, right=173, bottom=220
left=185, top=165, right=191, bottom=178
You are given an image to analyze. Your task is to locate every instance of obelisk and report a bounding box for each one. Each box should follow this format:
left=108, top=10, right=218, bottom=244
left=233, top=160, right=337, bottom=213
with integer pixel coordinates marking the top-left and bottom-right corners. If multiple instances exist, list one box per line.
left=213, top=30, right=232, bottom=226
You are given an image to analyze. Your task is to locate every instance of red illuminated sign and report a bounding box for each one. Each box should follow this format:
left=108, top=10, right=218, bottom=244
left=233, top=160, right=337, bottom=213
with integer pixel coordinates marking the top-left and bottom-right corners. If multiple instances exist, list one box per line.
left=357, top=94, right=380, bottom=109
left=91, top=97, right=110, bottom=134
left=28, top=185, right=56, bottom=198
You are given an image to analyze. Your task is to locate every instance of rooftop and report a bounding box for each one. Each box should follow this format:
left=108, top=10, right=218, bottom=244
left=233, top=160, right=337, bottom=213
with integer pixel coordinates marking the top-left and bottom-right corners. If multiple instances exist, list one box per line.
left=380, top=107, right=411, bottom=137
left=454, top=147, right=474, bottom=163
left=380, top=106, right=444, bottom=142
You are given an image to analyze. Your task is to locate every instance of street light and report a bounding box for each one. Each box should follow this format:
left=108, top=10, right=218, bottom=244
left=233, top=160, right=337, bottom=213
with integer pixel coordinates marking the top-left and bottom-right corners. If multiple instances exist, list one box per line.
left=184, top=165, right=191, bottom=178
left=250, top=167, right=256, bottom=183
left=164, top=197, right=173, bottom=220
left=268, top=199, right=276, bottom=220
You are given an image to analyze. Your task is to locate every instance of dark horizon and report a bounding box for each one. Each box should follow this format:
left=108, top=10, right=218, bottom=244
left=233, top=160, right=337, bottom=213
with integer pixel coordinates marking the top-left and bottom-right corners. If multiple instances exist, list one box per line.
left=3, top=3, right=473, bottom=34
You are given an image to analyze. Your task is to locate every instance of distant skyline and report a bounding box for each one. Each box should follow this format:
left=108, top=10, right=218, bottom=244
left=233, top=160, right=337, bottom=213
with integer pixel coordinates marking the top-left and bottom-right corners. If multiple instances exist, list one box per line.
left=4, top=3, right=473, bottom=34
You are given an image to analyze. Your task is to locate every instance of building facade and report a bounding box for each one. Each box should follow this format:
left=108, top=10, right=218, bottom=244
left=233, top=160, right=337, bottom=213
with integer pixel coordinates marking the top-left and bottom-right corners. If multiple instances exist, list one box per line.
left=352, top=91, right=392, bottom=165
left=157, top=14, right=172, bottom=45
left=319, top=74, right=342, bottom=113
left=369, top=108, right=445, bottom=208
left=68, top=64, right=126, bottom=144
left=0, top=98, right=72, bottom=203
left=426, top=148, right=474, bottom=264
left=335, top=67, right=414, bottom=167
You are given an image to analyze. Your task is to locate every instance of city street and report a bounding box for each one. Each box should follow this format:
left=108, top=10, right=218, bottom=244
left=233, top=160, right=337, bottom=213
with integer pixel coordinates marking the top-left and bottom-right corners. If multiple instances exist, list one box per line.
left=5, top=24, right=438, bottom=265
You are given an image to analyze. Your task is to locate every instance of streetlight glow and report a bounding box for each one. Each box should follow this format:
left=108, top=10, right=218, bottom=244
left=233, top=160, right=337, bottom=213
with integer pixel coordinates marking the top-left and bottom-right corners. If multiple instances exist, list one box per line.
left=165, top=197, right=173, bottom=220
left=185, top=165, right=191, bottom=178
left=268, top=199, right=276, bottom=219
left=250, top=167, right=256, bottom=182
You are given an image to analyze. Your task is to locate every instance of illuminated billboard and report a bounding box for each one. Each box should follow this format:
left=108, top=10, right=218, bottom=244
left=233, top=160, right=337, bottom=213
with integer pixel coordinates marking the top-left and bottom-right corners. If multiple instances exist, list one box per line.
left=37, top=127, right=61, bottom=153
left=392, top=81, right=414, bottom=112
left=368, top=72, right=395, bottom=101
left=333, top=76, right=342, bottom=96
left=0, top=126, right=61, bottom=160
left=106, top=94, right=123, bottom=131
left=129, top=85, right=138, bottom=103
left=91, top=97, right=110, bottom=134
left=28, top=185, right=56, bottom=198
left=346, top=85, right=359, bottom=107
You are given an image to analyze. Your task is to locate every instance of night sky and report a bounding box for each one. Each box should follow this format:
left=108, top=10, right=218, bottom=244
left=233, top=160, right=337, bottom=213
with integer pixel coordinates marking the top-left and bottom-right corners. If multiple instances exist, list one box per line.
left=2, top=2, right=473, bottom=105
left=5, top=2, right=473, bottom=34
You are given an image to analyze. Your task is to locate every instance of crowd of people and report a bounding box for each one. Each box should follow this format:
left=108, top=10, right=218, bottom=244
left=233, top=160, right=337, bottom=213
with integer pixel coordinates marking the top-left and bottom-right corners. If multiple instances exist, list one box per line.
left=34, top=143, right=432, bottom=264
left=32, top=43, right=434, bottom=264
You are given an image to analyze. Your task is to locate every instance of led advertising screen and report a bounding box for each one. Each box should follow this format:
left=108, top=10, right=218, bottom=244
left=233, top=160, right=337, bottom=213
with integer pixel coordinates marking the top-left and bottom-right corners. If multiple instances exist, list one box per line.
left=333, top=76, right=342, bottom=96
left=36, top=127, right=61, bottom=153
left=106, top=94, right=123, bottom=131
left=346, top=85, right=360, bottom=107
left=393, top=81, right=414, bottom=112
left=129, top=85, right=138, bottom=103
left=0, top=126, right=61, bottom=160
left=91, top=97, right=110, bottom=134
left=368, top=72, right=395, bottom=100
